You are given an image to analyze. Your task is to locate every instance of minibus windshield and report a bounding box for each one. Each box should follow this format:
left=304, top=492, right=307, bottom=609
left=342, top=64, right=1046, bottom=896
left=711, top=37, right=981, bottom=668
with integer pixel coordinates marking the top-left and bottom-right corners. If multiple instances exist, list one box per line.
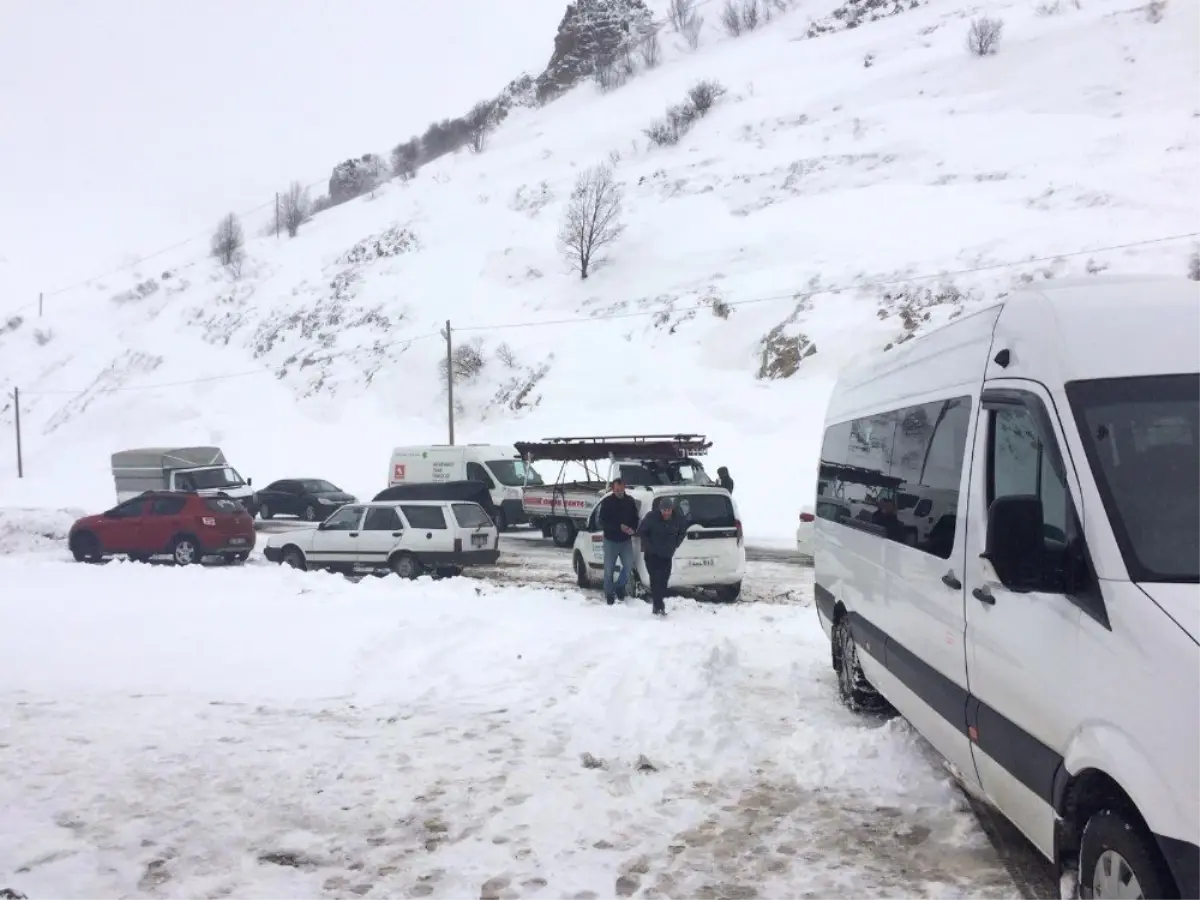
left=1067, top=374, right=1199, bottom=584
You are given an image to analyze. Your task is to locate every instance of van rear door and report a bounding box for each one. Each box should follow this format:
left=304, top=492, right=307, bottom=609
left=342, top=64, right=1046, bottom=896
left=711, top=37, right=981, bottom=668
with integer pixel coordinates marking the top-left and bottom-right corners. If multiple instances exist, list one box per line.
left=650, top=491, right=741, bottom=572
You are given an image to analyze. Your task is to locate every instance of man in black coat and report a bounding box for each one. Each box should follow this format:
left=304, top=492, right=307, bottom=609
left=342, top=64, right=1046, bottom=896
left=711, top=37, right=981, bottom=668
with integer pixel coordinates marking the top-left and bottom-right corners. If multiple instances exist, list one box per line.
left=636, top=496, right=690, bottom=616
left=596, top=478, right=640, bottom=605
left=716, top=466, right=734, bottom=493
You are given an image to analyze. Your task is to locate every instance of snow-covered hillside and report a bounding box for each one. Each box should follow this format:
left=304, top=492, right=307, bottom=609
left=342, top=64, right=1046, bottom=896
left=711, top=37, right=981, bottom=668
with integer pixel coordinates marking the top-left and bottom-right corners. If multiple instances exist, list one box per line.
left=1, top=0, right=1197, bottom=539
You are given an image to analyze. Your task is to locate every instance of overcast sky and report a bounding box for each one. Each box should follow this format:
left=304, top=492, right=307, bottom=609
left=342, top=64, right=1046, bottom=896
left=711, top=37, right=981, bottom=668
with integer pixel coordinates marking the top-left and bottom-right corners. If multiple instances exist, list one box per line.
left=0, top=0, right=566, bottom=305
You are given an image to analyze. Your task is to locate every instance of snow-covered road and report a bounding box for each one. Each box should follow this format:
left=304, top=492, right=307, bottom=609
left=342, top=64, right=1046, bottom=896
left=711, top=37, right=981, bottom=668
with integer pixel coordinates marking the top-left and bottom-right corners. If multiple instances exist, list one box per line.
left=0, top=553, right=1021, bottom=899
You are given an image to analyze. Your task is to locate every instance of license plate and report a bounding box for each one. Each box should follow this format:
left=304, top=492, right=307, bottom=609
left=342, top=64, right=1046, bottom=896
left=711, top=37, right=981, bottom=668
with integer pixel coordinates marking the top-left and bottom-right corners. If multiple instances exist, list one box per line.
left=228, top=537, right=247, bottom=546
left=687, top=557, right=715, bottom=567
left=471, top=534, right=489, bottom=548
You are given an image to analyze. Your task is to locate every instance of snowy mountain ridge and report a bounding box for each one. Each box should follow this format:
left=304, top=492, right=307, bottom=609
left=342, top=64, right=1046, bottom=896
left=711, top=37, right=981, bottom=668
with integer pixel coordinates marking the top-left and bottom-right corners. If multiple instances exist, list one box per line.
left=0, top=0, right=1196, bottom=538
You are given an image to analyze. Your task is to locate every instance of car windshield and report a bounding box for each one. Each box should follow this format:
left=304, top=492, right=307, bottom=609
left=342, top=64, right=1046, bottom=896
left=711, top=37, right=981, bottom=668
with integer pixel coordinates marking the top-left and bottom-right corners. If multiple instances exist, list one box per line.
left=1067, top=374, right=1199, bottom=583
left=653, top=492, right=735, bottom=528
left=301, top=480, right=340, bottom=493
left=452, top=503, right=493, bottom=528
left=187, top=467, right=244, bottom=489
left=486, top=459, right=544, bottom=486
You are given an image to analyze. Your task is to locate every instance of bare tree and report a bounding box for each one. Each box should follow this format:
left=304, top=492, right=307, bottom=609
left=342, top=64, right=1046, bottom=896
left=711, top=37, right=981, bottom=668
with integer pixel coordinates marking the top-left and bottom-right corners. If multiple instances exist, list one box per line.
left=465, top=100, right=497, bottom=153
left=210, top=213, right=244, bottom=268
left=721, top=0, right=743, bottom=35
left=639, top=29, right=662, bottom=67
left=680, top=11, right=704, bottom=49
left=667, top=0, right=695, bottom=31
left=280, top=181, right=310, bottom=238
left=966, top=16, right=1003, bottom=55
left=741, top=0, right=761, bottom=30
left=558, top=163, right=626, bottom=280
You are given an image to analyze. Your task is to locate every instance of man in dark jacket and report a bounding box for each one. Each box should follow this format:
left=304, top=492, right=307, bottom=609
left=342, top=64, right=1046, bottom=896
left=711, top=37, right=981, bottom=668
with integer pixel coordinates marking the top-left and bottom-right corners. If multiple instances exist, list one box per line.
left=636, top=496, right=690, bottom=616
left=716, top=466, right=734, bottom=493
left=597, top=478, right=640, bottom=605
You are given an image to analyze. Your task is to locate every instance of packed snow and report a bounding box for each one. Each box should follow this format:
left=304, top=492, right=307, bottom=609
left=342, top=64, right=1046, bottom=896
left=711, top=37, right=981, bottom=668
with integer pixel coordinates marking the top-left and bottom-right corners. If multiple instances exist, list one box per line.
left=1, top=0, right=1196, bottom=541
left=0, top=553, right=1021, bottom=899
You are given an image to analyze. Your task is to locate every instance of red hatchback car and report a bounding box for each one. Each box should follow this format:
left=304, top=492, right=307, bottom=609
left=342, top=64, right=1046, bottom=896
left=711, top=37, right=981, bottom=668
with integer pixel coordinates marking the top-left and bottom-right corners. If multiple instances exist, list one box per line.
left=68, top=491, right=257, bottom=565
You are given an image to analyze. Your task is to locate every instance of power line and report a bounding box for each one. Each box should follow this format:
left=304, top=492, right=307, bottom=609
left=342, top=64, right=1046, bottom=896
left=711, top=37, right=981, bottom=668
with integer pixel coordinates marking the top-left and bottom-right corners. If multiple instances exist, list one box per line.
left=454, top=231, right=1200, bottom=332
left=17, top=331, right=442, bottom=398
left=12, top=230, right=1196, bottom=398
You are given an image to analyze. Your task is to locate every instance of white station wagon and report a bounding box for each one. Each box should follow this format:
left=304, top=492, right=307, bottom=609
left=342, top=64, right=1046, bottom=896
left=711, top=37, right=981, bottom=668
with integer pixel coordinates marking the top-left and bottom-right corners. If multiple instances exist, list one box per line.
left=572, top=486, right=746, bottom=602
left=263, top=499, right=499, bottom=578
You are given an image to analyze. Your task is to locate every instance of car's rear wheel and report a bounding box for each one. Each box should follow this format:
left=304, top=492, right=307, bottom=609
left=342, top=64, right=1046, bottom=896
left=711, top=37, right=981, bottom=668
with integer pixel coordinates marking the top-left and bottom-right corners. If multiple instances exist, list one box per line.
left=714, top=581, right=742, bottom=603
left=171, top=536, right=200, bottom=566
left=551, top=520, right=576, bottom=548
left=1079, top=809, right=1171, bottom=899
left=302, top=505, right=318, bottom=522
left=390, top=552, right=422, bottom=580
left=574, top=551, right=590, bottom=588
left=282, top=546, right=306, bottom=570
left=71, top=532, right=101, bottom=563
left=259, top=502, right=273, bottom=520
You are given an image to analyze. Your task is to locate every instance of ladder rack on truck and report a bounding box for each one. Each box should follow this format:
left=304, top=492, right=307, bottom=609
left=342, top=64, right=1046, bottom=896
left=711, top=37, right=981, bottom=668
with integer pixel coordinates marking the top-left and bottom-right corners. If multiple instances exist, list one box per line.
left=516, top=434, right=714, bottom=547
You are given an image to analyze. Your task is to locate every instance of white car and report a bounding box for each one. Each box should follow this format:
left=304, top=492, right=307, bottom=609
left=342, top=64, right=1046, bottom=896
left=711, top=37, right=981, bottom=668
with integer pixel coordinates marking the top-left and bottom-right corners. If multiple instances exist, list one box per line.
left=263, top=499, right=499, bottom=578
left=572, top=486, right=746, bottom=602
left=796, top=506, right=815, bottom=552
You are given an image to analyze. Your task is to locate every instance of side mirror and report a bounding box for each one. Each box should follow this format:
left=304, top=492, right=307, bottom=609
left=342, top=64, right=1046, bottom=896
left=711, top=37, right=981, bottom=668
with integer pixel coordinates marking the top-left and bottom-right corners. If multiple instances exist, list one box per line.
left=316, top=522, right=328, bottom=531
left=247, top=477, right=253, bottom=487
left=983, top=495, right=1044, bottom=590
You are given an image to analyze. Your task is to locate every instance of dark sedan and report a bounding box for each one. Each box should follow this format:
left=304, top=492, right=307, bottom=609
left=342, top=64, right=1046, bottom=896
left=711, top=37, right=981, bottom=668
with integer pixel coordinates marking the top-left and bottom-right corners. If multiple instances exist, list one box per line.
left=256, top=479, right=357, bottom=522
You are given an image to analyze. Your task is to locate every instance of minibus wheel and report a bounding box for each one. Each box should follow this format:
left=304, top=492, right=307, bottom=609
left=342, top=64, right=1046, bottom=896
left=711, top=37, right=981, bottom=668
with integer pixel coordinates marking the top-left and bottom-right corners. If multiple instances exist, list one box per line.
left=1078, top=808, right=1171, bottom=899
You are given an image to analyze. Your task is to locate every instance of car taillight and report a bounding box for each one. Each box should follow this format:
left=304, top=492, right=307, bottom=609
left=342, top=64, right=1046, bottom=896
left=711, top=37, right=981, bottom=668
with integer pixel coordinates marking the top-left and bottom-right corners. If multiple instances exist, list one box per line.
left=201, top=516, right=216, bottom=527
left=800, top=512, right=815, bottom=523
left=591, top=534, right=603, bottom=542
left=734, top=519, right=743, bottom=546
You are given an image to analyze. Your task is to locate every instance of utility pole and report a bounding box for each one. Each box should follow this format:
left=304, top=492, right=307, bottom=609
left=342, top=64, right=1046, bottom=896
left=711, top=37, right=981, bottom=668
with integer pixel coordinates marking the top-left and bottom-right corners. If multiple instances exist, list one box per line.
left=275, top=192, right=280, bottom=239
left=38, top=292, right=43, bottom=317
left=12, top=387, right=23, bottom=478
left=445, top=319, right=455, bottom=446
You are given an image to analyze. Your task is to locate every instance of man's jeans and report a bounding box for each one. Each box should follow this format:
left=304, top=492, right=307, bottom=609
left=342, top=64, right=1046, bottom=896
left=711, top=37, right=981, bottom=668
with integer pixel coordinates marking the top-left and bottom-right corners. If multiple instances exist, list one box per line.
left=603, top=538, right=635, bottom=599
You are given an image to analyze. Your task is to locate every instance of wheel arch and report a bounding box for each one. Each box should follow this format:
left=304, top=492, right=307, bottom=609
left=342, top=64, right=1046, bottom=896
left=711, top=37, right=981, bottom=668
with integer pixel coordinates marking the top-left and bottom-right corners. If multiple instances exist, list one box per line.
left=70, top=529, right=97, bottom=549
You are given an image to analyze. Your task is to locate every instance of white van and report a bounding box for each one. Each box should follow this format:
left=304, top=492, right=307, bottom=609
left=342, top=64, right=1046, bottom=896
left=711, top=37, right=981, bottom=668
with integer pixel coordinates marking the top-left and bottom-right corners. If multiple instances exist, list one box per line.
left=571, top=485, right=746, bottom=602
left=387, top=444, right=543, bottom=531
left=814, top=276, right=1198, bottom=899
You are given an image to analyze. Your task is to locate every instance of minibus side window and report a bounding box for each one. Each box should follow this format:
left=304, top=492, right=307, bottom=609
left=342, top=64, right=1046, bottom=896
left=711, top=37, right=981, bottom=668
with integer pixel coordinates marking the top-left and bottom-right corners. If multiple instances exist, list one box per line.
left=818, top=397, right=971, bottom=560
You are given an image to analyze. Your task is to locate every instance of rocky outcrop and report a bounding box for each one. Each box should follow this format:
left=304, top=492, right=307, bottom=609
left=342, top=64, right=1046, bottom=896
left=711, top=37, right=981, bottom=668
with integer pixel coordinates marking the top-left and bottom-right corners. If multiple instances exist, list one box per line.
left=535, top=0, right=653, bottom=102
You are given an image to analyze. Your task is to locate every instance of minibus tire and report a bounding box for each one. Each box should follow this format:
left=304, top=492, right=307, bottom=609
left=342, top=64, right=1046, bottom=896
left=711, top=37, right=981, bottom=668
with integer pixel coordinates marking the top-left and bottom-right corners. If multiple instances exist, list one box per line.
left=835, top=617, right=882, bottom=713
left=1078, top=808, right=1172, bottom=900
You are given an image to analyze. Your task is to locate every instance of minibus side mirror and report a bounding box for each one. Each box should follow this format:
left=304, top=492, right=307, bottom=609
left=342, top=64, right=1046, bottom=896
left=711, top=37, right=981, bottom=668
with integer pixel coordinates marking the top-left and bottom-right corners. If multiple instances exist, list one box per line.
left=983, top=494, right=1044, bottom=591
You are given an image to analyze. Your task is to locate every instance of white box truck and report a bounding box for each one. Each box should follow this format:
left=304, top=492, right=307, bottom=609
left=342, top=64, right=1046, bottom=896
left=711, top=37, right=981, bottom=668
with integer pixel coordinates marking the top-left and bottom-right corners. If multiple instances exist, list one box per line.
left=111, top=446, right=257, bottom=514
left=387, top=444, right=543, bottom=531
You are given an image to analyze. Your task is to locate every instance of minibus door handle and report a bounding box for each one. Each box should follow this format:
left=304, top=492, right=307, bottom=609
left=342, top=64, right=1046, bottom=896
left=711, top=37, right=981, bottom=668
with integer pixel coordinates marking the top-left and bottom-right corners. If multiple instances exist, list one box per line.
left=972, top=586, right=996, bottom=606
left=941, top=571, right=962, bottom=590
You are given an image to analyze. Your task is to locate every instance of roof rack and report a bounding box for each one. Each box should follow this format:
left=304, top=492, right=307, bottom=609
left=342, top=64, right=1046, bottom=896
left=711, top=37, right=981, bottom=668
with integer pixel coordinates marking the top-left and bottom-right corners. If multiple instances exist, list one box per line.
left=515, top=434, right=711, bottom=463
